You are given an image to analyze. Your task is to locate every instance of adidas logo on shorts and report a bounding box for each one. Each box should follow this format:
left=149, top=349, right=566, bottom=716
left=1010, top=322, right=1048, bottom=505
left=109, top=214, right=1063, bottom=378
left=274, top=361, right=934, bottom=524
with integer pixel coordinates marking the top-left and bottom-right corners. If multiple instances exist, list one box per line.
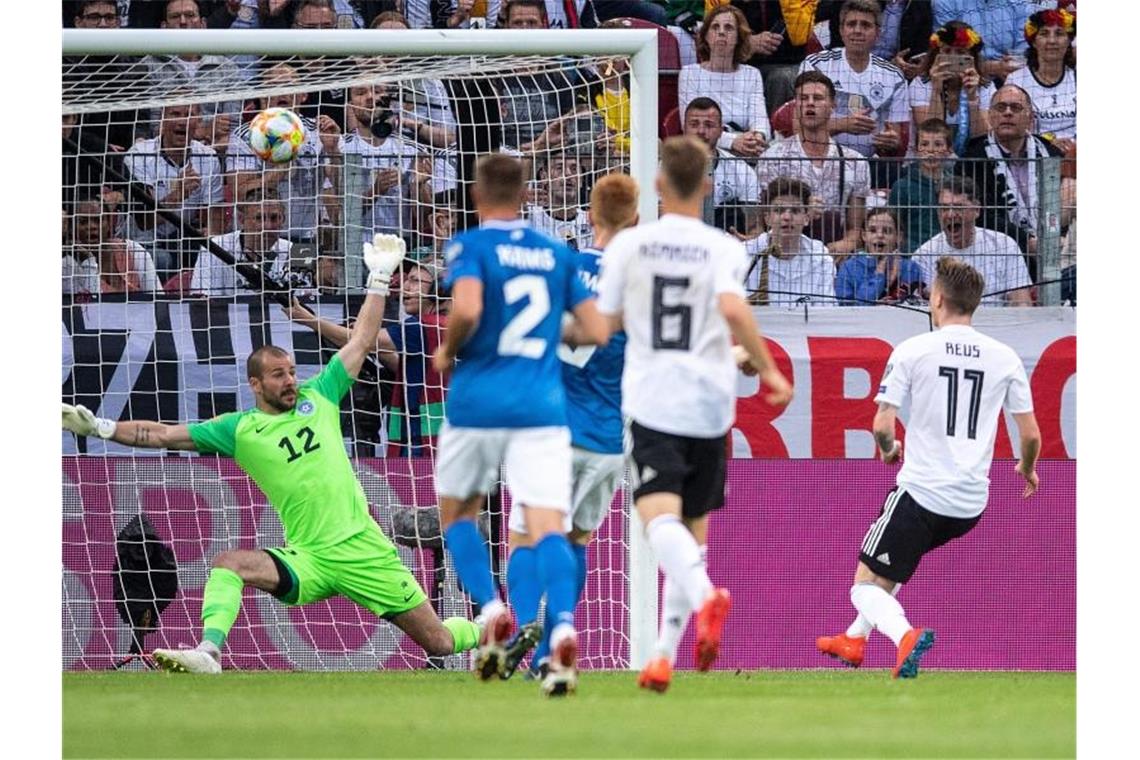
left=876, top=553, right=891, bottom=565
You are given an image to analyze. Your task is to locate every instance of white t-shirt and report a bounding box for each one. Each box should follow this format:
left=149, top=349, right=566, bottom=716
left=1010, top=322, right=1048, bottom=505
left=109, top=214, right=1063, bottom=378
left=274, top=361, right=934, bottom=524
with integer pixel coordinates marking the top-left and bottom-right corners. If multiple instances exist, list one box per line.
left=339, top=131, right=419, bottom=238
left=228, top=116, right=325, bottom=241
left=596, top=213, right=748, bottom=438
left=189, top=231, right=292, bottom=296
left=122, top=138, right=224, bottom=252
left=1005, top=66, right=1076, bottom=140
left=798, top=49, right=910, bottom=156
left=713, top=148, right=761, bottom=206
left=525, top=204, right=593, bottom=251
left=61, top=241, right=159, bottom=295
left=876, top=324, right=1034, bottom=518
left=913, top=229, right=1032, bottom=305
left=755, top=136, right=871, bottom=212
left=743, top=233, right=836, bottom=306
left=679, top=63, right=771, bottom=148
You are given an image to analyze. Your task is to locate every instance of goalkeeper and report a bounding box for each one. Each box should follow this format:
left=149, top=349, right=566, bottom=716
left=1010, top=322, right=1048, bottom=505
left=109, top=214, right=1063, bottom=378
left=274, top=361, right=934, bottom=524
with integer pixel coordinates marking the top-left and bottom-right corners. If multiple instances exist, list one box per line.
left=62, top=235, right=481, bottom=674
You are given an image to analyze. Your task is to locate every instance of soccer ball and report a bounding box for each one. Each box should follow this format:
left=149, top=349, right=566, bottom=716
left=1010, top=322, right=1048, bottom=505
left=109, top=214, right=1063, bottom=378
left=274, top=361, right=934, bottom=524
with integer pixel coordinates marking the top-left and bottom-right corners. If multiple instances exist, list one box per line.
left=249, top=107, right=306, bottom=164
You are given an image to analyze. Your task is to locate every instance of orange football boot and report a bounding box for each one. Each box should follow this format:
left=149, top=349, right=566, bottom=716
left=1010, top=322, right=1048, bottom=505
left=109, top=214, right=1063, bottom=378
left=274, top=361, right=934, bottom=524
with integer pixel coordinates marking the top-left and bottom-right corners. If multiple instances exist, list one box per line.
left=816, top=633, right=867, bottom=668
left=638, top=656, right=672, bottom=693
left=694, top=588, right=732, bottom=672
left=893, top=628, right=936, bottom=679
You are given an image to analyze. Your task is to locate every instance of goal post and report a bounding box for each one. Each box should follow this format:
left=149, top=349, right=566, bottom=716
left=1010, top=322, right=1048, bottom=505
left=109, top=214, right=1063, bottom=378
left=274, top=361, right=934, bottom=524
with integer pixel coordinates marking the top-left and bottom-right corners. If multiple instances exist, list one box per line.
left=62, top=29, right=659, bottom=671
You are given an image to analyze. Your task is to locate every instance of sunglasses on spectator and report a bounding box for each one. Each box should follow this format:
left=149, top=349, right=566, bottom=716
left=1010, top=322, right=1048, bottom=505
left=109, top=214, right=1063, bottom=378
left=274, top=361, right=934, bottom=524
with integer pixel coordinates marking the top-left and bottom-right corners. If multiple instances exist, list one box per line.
left=991, top=102, right=1028, bottom=114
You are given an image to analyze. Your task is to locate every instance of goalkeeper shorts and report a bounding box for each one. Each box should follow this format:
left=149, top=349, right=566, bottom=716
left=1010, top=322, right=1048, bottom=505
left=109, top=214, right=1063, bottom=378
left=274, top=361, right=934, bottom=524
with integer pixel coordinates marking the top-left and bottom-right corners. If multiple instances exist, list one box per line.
left=264, top=527, right=428, bottom=619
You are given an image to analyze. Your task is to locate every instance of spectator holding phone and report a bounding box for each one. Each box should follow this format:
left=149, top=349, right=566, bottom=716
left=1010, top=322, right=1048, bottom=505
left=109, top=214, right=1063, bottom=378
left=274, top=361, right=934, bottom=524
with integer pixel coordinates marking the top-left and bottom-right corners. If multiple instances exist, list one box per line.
left=933, top=0, right=1038, bottom=82
left=909, top=22, right=995, bottom=156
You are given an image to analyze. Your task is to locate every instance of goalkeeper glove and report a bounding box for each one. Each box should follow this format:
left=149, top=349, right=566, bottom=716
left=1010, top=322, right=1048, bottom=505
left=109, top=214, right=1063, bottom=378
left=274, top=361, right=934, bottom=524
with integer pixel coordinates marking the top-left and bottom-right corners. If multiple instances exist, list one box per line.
left=62, top=403, right=115, bottom=439
left=363, top=233, right=407, bottom=295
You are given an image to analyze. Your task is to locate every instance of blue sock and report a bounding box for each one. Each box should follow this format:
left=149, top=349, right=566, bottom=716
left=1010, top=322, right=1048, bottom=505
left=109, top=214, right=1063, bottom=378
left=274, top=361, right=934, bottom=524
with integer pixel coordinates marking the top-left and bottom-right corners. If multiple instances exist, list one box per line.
left=443, top=520, right=496, bottom=607
left=535, top=533, right=578, bottom=631
left=572, top=543, right=588, bottom=605
left=506, top=547, right=541, bottom=626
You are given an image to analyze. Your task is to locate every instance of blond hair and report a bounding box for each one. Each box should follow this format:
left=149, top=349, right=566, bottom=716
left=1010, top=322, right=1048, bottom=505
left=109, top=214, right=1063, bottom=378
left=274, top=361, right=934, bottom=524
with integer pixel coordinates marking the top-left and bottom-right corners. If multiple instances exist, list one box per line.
left=590, top=173, right=639, bottom=233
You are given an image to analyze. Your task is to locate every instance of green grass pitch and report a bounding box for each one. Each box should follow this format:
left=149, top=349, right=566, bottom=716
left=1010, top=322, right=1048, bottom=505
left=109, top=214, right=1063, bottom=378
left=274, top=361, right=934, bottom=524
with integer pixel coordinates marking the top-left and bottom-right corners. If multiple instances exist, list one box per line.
left=63, top=670, right=1074, bottom=758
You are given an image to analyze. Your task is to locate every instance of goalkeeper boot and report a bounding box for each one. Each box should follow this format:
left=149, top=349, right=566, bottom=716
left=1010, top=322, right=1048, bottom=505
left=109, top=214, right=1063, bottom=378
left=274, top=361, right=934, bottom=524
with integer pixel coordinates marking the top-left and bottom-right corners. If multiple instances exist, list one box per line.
left=694, top=588, right=732, bottom=672
left=499, top=621, right=543, bottom=680
left=637, top=656, right=673, bottom=694
left=542, top=626, right=578, bottom=698
left=474, top=604, right=513, bottom=681
left=816, top=633, right=866, bottom=668
left=152, top=647, right=222, bottom=675
left=893, top=627, right=936, bottom=679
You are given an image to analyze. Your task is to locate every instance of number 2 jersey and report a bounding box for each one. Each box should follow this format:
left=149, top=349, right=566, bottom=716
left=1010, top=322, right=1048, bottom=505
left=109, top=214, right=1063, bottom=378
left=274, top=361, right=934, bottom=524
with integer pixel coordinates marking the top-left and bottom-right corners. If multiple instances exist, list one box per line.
left=596, top=213, right=748, bottom=438
left=875, top=324, right=1034, bottom=519
left=187, top=355, right=376, bottom=551
left=443, top=219, right=591, bottom=429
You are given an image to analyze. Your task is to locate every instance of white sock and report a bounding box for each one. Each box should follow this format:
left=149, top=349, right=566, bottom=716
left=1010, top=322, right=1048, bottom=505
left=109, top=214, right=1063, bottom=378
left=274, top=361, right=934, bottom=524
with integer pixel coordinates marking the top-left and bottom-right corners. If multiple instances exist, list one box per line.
left=655, top=545, right=707, bottom=663
left=845, top=584, right=901, bottom=639
left=478, top=598, right=506, bottom=626
left=850, top=583, right=911, bottom=646
left=646, top=514, right=713, bottom=609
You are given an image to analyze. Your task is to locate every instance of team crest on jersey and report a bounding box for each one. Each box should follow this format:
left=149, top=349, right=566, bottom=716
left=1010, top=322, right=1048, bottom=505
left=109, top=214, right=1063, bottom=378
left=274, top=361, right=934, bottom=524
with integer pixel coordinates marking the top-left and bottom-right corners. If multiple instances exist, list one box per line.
left=511, top=229, right=524, bottom=241
left=869, top=83, right=886, bottom=103
left=445, top=241, right=462, bottom=263
left=297, top=399, right=315, bottom=416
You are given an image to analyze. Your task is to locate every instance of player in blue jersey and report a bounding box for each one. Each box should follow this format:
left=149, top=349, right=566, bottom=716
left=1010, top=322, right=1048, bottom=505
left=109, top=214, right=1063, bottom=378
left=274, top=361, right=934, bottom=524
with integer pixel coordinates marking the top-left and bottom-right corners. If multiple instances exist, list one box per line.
left=432, top=153, right=611, bottom=697
left=497, top=173, right=640, bottom=681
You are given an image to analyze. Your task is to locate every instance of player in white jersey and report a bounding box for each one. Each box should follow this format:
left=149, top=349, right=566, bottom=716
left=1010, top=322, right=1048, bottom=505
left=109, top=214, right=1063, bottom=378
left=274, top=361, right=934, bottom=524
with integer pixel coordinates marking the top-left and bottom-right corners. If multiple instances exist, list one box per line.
left=816, top=257, right=1041, bottom=678
left=592, top=136, right=793, bottom=692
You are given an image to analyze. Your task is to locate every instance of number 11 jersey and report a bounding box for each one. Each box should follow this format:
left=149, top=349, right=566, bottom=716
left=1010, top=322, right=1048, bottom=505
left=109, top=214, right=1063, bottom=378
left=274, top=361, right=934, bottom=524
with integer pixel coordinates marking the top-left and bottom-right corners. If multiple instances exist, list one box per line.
left=443, top=219, right=591, bottom=429
left=876, top=324, right=1034, bottom=519
left=596, top=213, right=748, bottom=438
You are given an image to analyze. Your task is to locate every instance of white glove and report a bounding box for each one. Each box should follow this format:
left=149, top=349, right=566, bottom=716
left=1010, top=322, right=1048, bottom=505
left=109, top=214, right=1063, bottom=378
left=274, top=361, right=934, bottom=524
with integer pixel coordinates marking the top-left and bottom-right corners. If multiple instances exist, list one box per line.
left=62, top=403, right=115, bottom=439
left=363, top=233, right=407, bottom=295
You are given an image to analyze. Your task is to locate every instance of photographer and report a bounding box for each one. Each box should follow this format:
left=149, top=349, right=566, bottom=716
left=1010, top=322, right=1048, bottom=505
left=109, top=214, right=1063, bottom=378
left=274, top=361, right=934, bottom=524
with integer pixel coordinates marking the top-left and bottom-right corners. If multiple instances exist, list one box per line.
left=340, top=84, right=434, bottom=242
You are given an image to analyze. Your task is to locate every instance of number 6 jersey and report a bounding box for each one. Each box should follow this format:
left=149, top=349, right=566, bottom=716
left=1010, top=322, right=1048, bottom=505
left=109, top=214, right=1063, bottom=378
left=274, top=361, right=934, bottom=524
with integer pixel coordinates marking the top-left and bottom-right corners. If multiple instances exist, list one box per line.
left=876, top=324, right=1034, bottom=519
left=596, top=213, right=748, bottom=438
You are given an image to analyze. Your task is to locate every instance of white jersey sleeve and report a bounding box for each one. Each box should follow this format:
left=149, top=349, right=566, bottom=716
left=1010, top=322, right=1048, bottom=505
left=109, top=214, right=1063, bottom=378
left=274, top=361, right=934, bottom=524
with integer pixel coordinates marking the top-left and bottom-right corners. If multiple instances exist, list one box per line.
left=1005, top=359, right=1034, bottom=414
left=596, top=230, right=632, bottom=316
left=713, top=237, right=748, bottom=298
left=875, top=343, right=913, bottom=409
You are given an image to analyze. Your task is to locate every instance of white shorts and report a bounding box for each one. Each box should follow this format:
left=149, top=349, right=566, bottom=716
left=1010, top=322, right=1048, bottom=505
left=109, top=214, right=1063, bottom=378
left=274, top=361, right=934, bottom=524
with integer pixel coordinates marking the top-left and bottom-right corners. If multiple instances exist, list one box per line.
left=508, top=446, right=624, bottom=536
left=435, top=423, right=572, bottom=517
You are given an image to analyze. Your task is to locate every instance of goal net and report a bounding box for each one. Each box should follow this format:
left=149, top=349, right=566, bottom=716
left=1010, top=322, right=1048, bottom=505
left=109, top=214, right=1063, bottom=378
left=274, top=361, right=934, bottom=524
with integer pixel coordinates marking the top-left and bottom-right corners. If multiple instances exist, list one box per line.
left=62, top=29, right=658, bottom=671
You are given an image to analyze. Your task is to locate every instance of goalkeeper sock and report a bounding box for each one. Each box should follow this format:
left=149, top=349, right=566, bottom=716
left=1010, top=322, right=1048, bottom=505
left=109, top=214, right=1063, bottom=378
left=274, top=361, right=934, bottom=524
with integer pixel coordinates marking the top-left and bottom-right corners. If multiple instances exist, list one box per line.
left=200, top=567, right=244, bottom=649
left=656, top=545, right=706, bottom=663
left=846, top=584, right=899, bottom=639
left=535, top=532, right=578, bottom=631
left=443, top=519, right=498, bottom=607
left=850, top=582, right=911, bottom=646
left=646, top=514, right=713, bottom=609
left=506, top=547, right=541, bottom=625
left=442, top=617, right=480, bottom=654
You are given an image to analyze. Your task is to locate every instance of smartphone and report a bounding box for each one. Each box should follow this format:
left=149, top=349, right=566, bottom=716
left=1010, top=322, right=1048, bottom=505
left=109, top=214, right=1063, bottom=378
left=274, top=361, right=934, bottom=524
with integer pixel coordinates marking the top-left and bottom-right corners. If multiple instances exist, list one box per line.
left=942, top=53, right=973, bottom=73
left=907, top=51, right=929, bottom=64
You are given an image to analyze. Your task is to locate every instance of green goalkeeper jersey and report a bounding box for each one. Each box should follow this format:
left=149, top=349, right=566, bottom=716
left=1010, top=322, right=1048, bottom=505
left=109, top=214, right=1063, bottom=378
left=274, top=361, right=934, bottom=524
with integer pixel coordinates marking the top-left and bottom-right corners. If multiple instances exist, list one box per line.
left=188, top=355, right=373, bottom=551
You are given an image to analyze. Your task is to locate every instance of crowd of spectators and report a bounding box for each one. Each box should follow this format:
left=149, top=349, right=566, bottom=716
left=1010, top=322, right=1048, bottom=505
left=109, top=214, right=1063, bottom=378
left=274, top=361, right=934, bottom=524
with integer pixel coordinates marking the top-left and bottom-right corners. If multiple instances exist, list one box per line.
left=63, top=0, right=1077, bottom=311
left=61, top=0, right=1079, bottom=460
